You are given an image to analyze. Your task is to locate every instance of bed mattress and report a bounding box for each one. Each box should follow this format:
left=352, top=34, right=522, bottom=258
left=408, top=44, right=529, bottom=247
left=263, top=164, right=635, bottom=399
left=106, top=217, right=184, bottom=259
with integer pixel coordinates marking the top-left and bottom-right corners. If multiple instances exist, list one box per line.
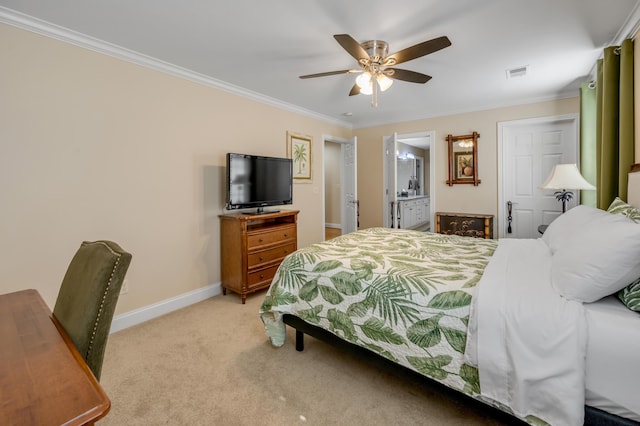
left=584, top=295, right=640, bottom=422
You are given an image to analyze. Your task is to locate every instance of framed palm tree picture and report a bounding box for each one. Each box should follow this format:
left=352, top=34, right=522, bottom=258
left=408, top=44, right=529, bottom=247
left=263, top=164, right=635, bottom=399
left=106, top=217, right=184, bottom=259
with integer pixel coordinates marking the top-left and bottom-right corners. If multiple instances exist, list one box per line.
left=287, top=131, right=312, bottom=182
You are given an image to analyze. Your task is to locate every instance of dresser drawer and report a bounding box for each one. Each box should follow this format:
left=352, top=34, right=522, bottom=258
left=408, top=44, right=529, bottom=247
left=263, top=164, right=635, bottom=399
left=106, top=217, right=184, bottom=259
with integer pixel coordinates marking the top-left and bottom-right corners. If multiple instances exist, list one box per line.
left=247, top=225, right=296, bottom=248
left=248, top=242, right=296, bottom=268
left=247, top=264, right=280, bottom=289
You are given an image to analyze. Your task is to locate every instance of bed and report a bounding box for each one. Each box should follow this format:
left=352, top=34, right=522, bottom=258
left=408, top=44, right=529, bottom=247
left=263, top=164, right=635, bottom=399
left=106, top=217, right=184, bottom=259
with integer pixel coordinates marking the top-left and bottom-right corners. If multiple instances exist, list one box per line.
left=260, top=170, right=640, bottom=426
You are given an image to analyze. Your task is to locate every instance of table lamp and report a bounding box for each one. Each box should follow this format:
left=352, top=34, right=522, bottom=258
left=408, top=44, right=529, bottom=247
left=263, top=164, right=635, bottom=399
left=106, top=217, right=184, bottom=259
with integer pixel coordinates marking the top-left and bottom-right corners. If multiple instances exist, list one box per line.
left=540, top=164, right=596, bottom=212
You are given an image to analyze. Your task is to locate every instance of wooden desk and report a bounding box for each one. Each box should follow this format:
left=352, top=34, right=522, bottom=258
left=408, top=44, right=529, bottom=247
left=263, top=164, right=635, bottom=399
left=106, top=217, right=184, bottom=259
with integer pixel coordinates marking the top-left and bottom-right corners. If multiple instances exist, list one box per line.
left=0, top=289, right=110, bottom=425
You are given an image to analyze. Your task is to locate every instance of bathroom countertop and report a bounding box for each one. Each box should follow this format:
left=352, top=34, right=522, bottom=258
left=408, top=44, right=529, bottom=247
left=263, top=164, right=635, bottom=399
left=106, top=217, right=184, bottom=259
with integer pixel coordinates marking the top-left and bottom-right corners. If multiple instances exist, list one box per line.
left=397, top=195, right=429, bottom=201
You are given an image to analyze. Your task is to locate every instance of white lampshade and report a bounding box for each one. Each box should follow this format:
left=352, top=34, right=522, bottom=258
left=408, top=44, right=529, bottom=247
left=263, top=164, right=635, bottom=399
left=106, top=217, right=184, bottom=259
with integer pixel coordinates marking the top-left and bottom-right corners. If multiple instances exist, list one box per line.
left=355, top=72, right=393, bottom=95
left=540, top=164, right=596, bottom=190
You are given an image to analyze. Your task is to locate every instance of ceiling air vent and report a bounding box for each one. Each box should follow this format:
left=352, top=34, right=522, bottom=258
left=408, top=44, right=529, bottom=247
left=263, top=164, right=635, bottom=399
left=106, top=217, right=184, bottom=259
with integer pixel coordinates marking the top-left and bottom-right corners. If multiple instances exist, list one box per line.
left=506, top=65, right=529, bottom=79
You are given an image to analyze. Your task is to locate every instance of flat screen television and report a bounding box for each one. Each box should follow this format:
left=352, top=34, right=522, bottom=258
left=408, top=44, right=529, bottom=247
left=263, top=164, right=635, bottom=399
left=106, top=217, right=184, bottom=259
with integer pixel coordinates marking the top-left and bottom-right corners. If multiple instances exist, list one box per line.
left=225, top=153, right=293, bottom=214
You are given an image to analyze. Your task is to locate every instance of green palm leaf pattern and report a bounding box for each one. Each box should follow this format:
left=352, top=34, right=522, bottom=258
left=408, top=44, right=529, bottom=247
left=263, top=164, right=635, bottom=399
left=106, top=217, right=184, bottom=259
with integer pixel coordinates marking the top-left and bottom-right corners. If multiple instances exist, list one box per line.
left=618, top=277, right=640, bottom=311
left=406, top=354, right=453, bottom=380
left=298, top=278, right=319, bottom=302
left=260, top=227, right=497, bottom=397
left=359, top=317, right=405, bottom=345
left=363, top=277, right=421, bottom=326
left=441, top=326, right=467, bottom=354
left=318, top=285, right=344, bottom=305
left=407, top=314, right=445, bottom=348
left=327, top=308, right=357, bottom=342
left=296, top=305, right=323, bottom=324
left=261, top=286, right=297, bottom=310
left=330, top=271, right=363, bottom=295
left=427, top=290, right=472, bottom=310
left=607, top=197, right=640, bottom=223
left=273, top=255, right=309, bottom=290
left=362, top=342, right=399, bottom=362
left=460, top=363, right=481, bottom=394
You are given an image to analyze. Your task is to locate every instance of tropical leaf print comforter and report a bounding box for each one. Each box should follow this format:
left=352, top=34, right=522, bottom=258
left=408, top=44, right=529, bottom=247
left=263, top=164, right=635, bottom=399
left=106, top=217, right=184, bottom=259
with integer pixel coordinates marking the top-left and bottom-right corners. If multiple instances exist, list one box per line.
left=260, top=227, right=497, bottom=396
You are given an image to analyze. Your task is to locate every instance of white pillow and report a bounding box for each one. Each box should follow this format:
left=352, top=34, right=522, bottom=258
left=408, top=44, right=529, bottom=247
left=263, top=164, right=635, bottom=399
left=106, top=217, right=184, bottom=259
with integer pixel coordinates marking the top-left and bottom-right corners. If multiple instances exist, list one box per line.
left=542, top=205, right=640, bottom=303
left=542, top=205, right=596, bottom=254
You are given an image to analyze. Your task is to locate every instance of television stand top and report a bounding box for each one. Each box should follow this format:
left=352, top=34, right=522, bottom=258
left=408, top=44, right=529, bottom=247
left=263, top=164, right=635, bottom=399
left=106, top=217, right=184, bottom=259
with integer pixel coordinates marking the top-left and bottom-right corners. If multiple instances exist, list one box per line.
left=219, top=209, right=299, bottom=224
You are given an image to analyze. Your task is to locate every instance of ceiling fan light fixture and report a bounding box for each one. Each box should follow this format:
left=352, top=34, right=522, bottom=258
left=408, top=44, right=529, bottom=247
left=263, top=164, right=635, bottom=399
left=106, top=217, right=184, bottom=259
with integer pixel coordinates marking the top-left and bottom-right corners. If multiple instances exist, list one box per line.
left=377, top=74, right=393, bottom=91
left=355, top=72, right=392, bottom=96
left=356, top=72, right=371, bottom=90
left=300, top=34, right=451, bottom=107
left=360, top=85, right=373, bottom=95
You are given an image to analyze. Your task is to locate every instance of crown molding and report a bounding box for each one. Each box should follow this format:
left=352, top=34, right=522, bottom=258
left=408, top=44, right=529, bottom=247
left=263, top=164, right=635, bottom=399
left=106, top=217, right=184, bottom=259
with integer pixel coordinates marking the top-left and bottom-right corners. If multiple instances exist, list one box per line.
left=0, top=6, right=352, bottom=129
left=351, top=91, right=578, bottom=129
left=613, top=0, right=640, bottom=44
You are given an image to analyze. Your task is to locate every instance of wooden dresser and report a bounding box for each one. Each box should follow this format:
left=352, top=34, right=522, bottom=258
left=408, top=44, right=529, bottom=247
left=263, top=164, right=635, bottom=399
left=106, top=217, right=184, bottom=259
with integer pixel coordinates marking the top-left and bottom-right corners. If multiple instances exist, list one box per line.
left=219, top=210, right=298, bottom=303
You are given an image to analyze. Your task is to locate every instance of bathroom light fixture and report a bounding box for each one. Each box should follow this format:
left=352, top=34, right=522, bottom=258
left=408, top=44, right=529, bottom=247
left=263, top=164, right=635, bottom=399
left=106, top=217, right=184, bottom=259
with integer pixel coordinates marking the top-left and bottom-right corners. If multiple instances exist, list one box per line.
left=458, top=139, right=474, bottom=149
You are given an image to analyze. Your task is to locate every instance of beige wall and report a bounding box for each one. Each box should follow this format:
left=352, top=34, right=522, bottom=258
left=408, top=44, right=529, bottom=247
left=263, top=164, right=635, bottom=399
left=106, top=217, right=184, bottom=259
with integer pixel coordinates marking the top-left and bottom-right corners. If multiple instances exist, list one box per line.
left=354, top=98, right=581, bottom=230
left=0, top=23, right=350, bottom=313
left=324, top=142, right=342, bottom=225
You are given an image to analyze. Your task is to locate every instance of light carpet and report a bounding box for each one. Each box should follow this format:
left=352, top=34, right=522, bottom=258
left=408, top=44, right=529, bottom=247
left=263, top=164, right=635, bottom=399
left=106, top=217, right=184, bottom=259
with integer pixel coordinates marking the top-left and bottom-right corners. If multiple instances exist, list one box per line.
left=98, top=292, right=513, bottom=425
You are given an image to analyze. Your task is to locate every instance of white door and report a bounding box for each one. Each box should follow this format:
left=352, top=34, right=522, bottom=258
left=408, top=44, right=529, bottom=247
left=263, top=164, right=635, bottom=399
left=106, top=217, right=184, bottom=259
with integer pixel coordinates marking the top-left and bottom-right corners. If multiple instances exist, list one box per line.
left=383, top=133, right=398, bottom=228
left=342, top=137, right=358, bottom=234
left=499, top=115, right=579, bottom=238
left=323, top=135, right=357, bottom=238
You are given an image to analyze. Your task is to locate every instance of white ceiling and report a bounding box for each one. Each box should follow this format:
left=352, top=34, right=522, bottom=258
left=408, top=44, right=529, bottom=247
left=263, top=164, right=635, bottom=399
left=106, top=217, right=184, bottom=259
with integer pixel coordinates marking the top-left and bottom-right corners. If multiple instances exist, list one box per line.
left=1, top=0, right=639, bottom=128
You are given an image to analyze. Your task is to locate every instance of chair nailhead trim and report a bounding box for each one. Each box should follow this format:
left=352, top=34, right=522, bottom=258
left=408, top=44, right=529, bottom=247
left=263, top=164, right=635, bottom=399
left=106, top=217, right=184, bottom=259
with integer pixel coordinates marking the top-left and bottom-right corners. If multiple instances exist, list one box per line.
left=85, top=242, right=122, bottom=360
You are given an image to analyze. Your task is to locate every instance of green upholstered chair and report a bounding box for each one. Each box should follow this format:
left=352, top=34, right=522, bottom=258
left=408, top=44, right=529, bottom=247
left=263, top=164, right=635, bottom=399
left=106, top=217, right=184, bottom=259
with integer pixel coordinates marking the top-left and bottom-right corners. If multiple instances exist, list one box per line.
left=53, top=240, right=132, bottom=380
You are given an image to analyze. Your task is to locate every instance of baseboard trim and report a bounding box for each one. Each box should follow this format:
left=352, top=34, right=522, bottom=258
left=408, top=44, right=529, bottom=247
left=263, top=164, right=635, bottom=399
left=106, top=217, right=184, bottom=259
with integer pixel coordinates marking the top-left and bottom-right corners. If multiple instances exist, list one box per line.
left=325, top=223, right=341, bottom=229
left=110, top=283, right=222, bottom=333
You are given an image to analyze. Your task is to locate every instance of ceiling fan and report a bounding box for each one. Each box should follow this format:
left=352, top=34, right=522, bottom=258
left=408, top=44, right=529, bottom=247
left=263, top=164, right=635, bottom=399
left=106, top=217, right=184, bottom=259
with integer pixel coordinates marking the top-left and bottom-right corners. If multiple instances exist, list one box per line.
left=300, top=34, right=451, bottom=107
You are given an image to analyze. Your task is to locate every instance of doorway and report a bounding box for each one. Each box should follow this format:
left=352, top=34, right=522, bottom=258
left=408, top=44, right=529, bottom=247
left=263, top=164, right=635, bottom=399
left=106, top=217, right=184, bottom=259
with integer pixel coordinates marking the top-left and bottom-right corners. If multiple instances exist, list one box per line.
left=323, top=135, right=357, bottom=240
left=498, top=114, right=579, bottom=238
left=382, top=131, right=435, bottom=230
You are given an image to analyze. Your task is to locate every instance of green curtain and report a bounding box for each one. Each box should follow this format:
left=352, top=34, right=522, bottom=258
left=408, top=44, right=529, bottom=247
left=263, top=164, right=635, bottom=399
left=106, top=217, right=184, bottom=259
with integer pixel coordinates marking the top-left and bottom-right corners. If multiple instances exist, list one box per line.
left=595, top=39, right=634, bottom=209
left=580, top=82, right=597, bottom=207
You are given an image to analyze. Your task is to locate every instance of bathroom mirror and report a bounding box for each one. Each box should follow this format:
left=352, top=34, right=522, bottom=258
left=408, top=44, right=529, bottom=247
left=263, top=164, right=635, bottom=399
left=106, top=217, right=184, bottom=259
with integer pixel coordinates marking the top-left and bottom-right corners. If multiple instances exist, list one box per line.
left=446, top=132, right=480, bottom=186
left=397, top=155, right=424, bottom=197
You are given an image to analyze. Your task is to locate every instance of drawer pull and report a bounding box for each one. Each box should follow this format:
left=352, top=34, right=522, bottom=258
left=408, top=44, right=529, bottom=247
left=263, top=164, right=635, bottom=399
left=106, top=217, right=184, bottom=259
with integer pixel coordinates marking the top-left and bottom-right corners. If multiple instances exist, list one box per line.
left=259, top=256, right=264, bottom=261
left=260, top=274, right=265, bottom=279
left=259, top=238, right=264, bottom=243
left=284, top=249, right=288, bottom=254
left=284, top=233, right=288, bottom=237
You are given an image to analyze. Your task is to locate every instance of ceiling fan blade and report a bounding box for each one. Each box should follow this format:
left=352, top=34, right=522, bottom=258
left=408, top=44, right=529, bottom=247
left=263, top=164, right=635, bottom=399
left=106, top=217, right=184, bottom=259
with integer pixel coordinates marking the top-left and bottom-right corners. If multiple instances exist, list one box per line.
left=383, top=36, right=451, bottom=66
left=299, top=69, right=359, bottom=79
left=383, top=68, right=432, bottom=84
left=349, top=84, right=361, bottom=96
left=334, top=34, right=370, bottom=64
